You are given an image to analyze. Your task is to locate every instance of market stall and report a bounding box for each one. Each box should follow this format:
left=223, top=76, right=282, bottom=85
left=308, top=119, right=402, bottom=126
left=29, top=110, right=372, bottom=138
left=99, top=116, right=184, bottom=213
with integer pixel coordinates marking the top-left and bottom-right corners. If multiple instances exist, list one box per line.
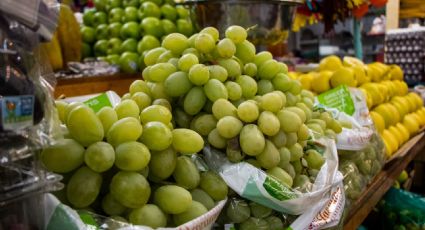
left=1, top=0, right=425, bottom=229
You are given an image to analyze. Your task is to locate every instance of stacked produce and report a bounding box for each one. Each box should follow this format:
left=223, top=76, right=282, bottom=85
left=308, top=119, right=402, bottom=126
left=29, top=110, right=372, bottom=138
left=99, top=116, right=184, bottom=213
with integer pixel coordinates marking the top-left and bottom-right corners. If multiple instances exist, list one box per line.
left=292, top=55, right=425, bottom=157
left=80, top=0, right=194, bottom=73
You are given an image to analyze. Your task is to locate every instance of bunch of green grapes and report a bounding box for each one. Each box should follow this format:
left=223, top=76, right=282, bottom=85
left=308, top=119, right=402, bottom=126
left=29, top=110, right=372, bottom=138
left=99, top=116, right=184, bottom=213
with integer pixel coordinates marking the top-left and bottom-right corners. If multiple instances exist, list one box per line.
left=127, top=25, right=343, bottom=191
left=46, top=90, right=229, bottom=227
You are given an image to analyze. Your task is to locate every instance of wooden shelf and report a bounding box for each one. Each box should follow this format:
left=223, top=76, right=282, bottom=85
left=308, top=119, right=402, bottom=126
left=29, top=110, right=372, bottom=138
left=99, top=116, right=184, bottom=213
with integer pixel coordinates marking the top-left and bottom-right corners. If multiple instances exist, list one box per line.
left=54, top=73, right=141, bottom=98
left=344, top=132, right=425, bottom=229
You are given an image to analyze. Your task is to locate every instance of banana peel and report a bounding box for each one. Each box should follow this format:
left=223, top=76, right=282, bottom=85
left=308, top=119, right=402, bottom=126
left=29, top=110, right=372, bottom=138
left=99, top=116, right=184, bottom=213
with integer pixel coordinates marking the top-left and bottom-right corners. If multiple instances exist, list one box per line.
left=40, top=32, right=63, bottom=71
left=57, top=4, right=82, bottom=65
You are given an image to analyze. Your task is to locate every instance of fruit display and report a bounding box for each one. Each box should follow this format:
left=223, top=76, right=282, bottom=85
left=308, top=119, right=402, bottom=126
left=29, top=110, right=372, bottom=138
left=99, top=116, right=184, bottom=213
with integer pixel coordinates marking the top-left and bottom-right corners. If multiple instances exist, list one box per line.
left=291, top=55, right=425, bottom=157
left=80, top=0, right=194, bottom=73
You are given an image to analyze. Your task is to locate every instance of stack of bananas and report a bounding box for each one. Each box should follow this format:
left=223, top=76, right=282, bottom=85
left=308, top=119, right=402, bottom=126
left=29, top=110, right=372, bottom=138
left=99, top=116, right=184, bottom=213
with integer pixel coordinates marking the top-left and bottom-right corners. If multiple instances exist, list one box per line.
left=41, top=4, right=82, bottom=71
left=400, top=0, right=425, bottom=19
left=291, top=56, right=425, bottom=157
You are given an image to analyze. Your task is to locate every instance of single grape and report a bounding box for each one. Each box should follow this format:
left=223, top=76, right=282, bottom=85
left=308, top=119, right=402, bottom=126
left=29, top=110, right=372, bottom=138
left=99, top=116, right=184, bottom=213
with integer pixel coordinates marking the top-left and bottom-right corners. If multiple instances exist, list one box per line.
left=277, top=109, right=302, bottom=133
left=295, top=102, right=312, bottom=121
left=278, top=147, right=291, bottom=165
left=184, top=86, right=207, bottom=115
left=41, top=139, right=84, bottom=173
left=259, top=92, right=283, bottom=112
left=216, top=116, right=243, bottom=139
left=297, top=124, right=310, bottom=141
left=200, top=27, right=219, bottom=41
left=182, top=47, right=201, bottom=58
left=107, top=117, right=143, bottom=147
left=131, top=92, right=152, bottom=111
left=279, top=161, right=296, bottom=178
left=173, top=156, right=200, bottom=189
left=148, top=62, right=176, bottom=82
left=208, top=65, right=228, bottom=82
left=64, top=101, right=84, bottom=124
left=236, top=75, right=257, bottom=99
left=140, top=121, right=173, bottom=151
left=226, top=198, right=250, bottom=223
left=239, top=124, right=265, bottom=156
left=257, top=79, right=274, bottom=95
left=218, top=59, right=241, bottom=78
left=191, top=189, right=215, bottom=210
left=154, top=185, right=192, bottom=214
left=258, top=59, right=280, bottom=80
left=270, top=130, right=287, bottom=148
left=152, top=98, right=172, bottom=111
left=189, top=64, right=210, bottom=85
left=149, top=147, right=177, bottom=180
left=110, top=171, right=151, bottom=208
left=129, top=204, right=167, bottom=228
left=208, top=128, right=227, bottom=149
left=249, top=201, right=272, bottom=218
left=212, top=98, right=238, bottom=119
left=114, top=99, right=140, bottom=120
left=289, top=80, right=302, bottom=95
left=253, top=51, right=273, bottom=67
left=144, top=47, right=167, bottom=66
left=140, top=105, right=172, bottom=124
left=173, top=107, right=192, bottom=128
left=266, top=216, right=284, bottom=230
left=200, top=171, right=228, bottom=201
left=239, top=217, right=269, bottom=230
left=178, top=53, right=199, bottom=72
left=272, top=73, right=292, bottom=92
left=67, top=166, right=102, bottom=208
left=84, top=142, right=115, bottom=172
left=115, top=141, right=151, bottom=171
left=217, top=38, right=236, bottom=58
left=258, top=111, right=280, bottom=136
left=67, top=105, right=104, bottom=147
left=225, top=25, right=247, bottom=44
left=172, top=128, right=204, bottom=154
left=173, top=201, right=208, bottom=226
left=102, top=193, right=127, bottom=216
left=304, top=149, right=325, bottom=170
left=162, top=33, right=189, bottom=55
left=190, top=114, right=217, bottom=136
left=164, top=71, right=193, bottom=97
left=237, top=101, right=259, bottom=122
left=267, top=167, right=293, bottom=187
left=226, top=137, right=245, bottom=162
left=55, top=100, right=68, bottom=123
left=129, top=80, right=151, bottom=96
left=235, top=40, right=256, bottom=63
left=204, top=79, right=228, bottom=102
left=289, top=143, right=303, bottom=162
left=225, top=81, right=243, bottom=101
left=194, top=33, right=215, bottom=54
left=286, top=107, right=306, bottom=123
left=256, top=140, right=280, bottom=169
left=285, top=132, right=298, bottom=147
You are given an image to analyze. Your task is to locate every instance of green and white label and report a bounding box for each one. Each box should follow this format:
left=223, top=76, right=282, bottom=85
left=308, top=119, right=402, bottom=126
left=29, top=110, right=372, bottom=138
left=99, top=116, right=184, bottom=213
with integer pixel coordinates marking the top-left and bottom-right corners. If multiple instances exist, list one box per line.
left=317, top=85, right=355, bottom=115
left=84, top=93, right=112, bottom=112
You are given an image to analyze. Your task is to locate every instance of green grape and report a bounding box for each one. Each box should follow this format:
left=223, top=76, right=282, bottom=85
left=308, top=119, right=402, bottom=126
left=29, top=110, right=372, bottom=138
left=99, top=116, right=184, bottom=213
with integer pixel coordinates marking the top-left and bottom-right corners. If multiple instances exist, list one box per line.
left=208, top=65, right=228, bottom=82
left=149, top=147, right=177, bottom=180
left=218, top=59, right=241, bottom=78
left=188, top=33, right=198, bottom=47
left=307, top=123, right=324, bottom=135
left=302, top=97, right=314, bottom=109
left=267, top=167, right=293, bottom=187
left=305, top=149, right=324, bottom=170
left=257, top=80, right=274, bottom=95
left=289, top=80, right=302, bottom=95
left=64, top=102, right=84, bottom=124
left=266, top=216, right=284, bottom=230
left=184, top=86, right=207, bottom=115
left=84, top=142, right=115, bottom=173
left=278, top=62, right=288, bottom=73
left=129, top=204, right=167, bottom=228
left=226, top=199, right=250, bottom=223
left=237, top=101, right=259, bottom=122
left=289, top=143, right=303, bottom=162
left=245, top=158, right=261, bottom=168
left=67, top=105, right=104, bottom=147
left=259, top=92, right=283, bottom=113
left=115, top=141, right=151, bottom=171
left=243, top=63, right=257, bottom=77
left=191, top=189, right=215, bottom=210
left=162, top=33, right=189, bottom=55
left=277, top=109, right=302, bottom=133
left=182, top=47, right=201, bottom=57
left=67, top=166, right=102, bottom=208
left=329, top=119, right=343, bottom=133
left=225, top=25, right=247, bottom=44
left=256, top=140, right=280, bottom=169
left=150, top=82, right=172, bottom=100
left=194, top=33, right=215, bottom=54
left=110, top=171, right=151, bottom=208
left=178, top=53, right=199, bottom=72
left=200, top=171, right=228, bottom=201
left=216, top=38, right=236, bottom=58
left=272, top=73, right=292, bottom=92
left=297, top=124, right=310, bottom=141
left=188, top=64, right=210, bottom=85
left=291, top=160, right=303, bottom=174
left=295, top=102, right=312, bottom=121
left=173, top=156, right=200, bottom=189
left=102, top=193, right=127, bottom=216
left=114, top=99, right=140, bottom=120
left=279, top=161, right=296, bottom=178
left=253, top=51, right=273, bottom=67
left=258, top=59, right=280, bottom=80
left=152, top=98, right=172, bottom=111
left=239, top=217, right=269, bottom=230
left=122, top=93, right=131, bottom=100
left=200, top=27, right=219, bottom=41
left=172, top=128, right=204, bottom=154
left=144, top=47, right=167, bottom=66
left=55, top=100, right=68, bottom=123
left=319, top=112, right=333, bottom=127
left=190, top=114, right=217, bottom=136
left=235, top=40, right=255, bottom=63
left=258, top=111, right=280, bottom=136
left=325, top=129, right=336, bottom=139
left=308, top=119, right=326, bottom=130
left=140, top=105, right=172, bottom=124
left=173, top=201, right=208, bottom=226
left=154, top=185, right=192, bottom=214
left=142, top=66, right=152, bottom=81
left=270, top=130, right=287, bottom=148
left=278, top=147, right=291, bottom=164
left=287, top=107, right=306, bottom=123
left=107, top=117, right=143, bottom=147
left=129, top=80, right=151, bottom=96
left=156, top=50, right=175, bottom=63
left=174, top=107, right=192, bottom=128
left=232, top=98, right=245, bottom=107
left=226, top=137, right=244, bottom=162
left=216, top=116, right=243, bottom=139
left=225, top=81, right=242, bottom=101
left=148, top=63, right=176, bottom=82
left=164, top=71, right=193, bottom=97
left=273, top=91, right=287, bottom=107
left=212, top=98, right=237, bottom=119
left=236, top=75, right=257, bottom=99
left=207, top=128, right=227, bottom=149
left=293, top=174, right=311, bottom=192
left=240, top=124, right=265, bottom=156
left=168, top=57, right=179, bottom=67
left=285, top=132, right=298, bottom=147
left=131, top=92, right=152, bottom=112
left=41, top=139, right=84, bottom=173
left=301, top=89, right=314, bottom=100
left=203, top=79, right=228, bottom=102
left=140, top=121, right=172, bottom=151
left=249, top=202, right=272, bottom=218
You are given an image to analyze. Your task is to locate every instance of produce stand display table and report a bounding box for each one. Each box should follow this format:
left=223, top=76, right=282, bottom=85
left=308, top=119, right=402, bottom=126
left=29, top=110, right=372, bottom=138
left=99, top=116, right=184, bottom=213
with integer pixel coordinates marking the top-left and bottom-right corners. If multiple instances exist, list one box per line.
left=344, top=132, right=425, bottom=229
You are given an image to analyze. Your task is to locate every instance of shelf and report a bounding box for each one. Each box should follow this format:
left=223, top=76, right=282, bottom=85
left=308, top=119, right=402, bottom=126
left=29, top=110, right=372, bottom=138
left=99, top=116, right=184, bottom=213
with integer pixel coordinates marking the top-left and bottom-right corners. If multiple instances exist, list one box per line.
left=54, top=73, right=141, bottom=98
left=300, top=39, right=319, bottom=45
left=343, top=132, right=425, bottom=230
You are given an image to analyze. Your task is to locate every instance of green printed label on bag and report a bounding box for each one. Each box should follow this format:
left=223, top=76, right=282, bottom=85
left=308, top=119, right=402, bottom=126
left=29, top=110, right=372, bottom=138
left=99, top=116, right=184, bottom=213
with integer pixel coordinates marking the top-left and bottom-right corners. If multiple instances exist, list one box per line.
left=46, top=204, right=81, bottom=230
left=317, top=85, right=355, bottom=115
left=84, top=93, right=112, bottom=112
left=79, top=211, right=99, bottom=230
left=263, top=176, right=296, bottom=200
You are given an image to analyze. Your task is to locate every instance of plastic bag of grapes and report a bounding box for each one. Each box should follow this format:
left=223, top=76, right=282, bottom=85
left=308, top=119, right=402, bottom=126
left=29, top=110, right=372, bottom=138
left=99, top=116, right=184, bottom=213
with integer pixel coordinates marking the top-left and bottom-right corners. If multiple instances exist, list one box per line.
left=203, top=135, right=344, bottom=219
